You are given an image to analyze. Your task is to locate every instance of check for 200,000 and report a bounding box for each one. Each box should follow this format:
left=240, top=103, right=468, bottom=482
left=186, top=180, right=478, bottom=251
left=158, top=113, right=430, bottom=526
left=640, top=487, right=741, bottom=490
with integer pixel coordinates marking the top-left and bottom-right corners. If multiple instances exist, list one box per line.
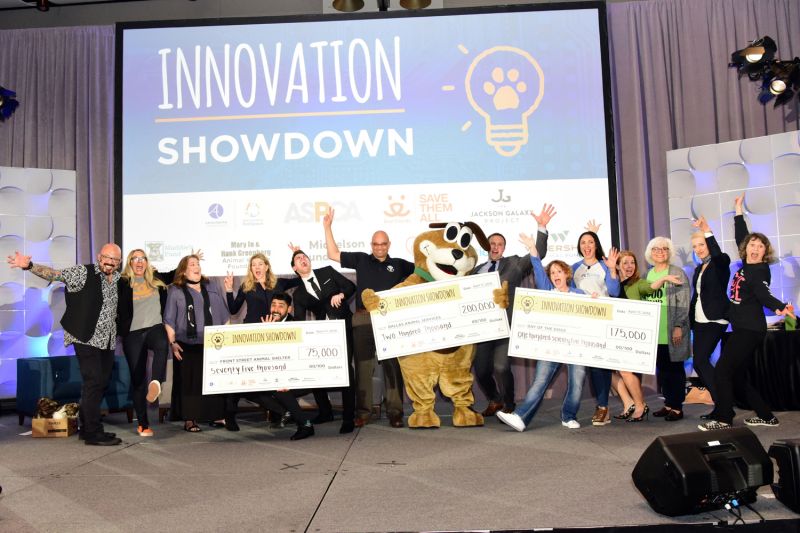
left=370, top=272, right=509, bottom=360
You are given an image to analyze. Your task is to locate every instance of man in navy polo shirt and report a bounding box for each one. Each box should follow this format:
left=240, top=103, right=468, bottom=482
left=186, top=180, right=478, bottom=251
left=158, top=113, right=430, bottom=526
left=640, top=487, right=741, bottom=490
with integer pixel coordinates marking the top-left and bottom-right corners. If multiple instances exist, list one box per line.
left=322, top=208, right=414, bottom=428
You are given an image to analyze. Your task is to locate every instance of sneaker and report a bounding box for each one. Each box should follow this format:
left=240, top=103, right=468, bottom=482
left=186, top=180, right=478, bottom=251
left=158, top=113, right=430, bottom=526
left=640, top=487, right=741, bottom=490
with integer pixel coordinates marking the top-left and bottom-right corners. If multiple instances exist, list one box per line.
left=591, top=406, right=611, bottom=426
left=562, top=419, right=581, bottom=429
left=496, top=411, right=525, bottom=432
left=146, top=380, right=161, bottom=403
left=744, top=416, right=779, bottom=427
left=137, top=425, right=154, bottom=437
left=698, top=420, right=731, bottom=431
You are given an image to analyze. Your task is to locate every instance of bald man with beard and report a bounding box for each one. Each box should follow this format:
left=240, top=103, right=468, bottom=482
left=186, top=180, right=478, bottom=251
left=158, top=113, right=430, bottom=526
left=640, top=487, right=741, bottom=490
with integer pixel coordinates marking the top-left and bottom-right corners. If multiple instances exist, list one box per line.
left=8, top=243, right=124, bottom=446
left=323, top=208, right=415, bottom=428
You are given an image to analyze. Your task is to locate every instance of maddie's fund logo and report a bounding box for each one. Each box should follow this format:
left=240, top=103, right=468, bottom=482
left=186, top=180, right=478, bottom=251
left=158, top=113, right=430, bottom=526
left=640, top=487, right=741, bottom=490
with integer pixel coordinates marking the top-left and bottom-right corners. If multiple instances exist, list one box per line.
left=443, top=45, right=544, bottom=157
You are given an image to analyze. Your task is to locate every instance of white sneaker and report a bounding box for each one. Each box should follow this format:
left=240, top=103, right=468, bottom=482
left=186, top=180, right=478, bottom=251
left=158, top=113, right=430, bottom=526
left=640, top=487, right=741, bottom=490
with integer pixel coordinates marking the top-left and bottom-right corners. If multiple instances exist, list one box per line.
left=562, top=419, right=581, bottom=429
left=146, top=380, right=162, bottom=403
left=496, top=411, right=525, bottom=432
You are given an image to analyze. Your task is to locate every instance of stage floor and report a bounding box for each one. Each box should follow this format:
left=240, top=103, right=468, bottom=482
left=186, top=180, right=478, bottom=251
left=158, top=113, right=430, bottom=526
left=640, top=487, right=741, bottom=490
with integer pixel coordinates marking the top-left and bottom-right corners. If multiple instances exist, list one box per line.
left=1, top=394, right=798, bottom=532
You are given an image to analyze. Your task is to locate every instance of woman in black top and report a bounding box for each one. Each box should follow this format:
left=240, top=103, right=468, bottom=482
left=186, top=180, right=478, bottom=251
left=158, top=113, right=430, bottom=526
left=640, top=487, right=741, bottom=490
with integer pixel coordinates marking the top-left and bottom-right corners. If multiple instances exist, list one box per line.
left=688, top=216, right=731, bottom=419
left=224, top=253, right=300, bottom=323
left=699, top=196, right=795, bottom=431
left=222, top=253, right=300, bottom=430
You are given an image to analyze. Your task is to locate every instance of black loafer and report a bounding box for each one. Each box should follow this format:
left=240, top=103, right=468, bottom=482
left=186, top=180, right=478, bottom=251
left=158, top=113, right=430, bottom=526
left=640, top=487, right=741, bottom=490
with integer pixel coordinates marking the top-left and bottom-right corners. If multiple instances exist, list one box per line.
left=290, top=424, right=315, bottom=441
left=79, top=431, right=116, bottom=441
left=339, top=420, right=355, bottom=434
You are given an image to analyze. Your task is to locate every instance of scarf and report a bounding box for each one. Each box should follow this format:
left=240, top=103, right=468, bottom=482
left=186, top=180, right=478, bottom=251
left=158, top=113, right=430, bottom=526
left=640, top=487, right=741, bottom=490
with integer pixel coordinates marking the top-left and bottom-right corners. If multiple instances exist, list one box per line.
left=181, top=282, right=213, bottom=340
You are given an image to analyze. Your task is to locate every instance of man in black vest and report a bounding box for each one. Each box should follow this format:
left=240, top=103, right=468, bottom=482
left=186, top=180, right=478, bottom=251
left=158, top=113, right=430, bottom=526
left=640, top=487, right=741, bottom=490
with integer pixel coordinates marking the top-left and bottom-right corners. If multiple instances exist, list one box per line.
left=8, top=244, right=123, bottom=446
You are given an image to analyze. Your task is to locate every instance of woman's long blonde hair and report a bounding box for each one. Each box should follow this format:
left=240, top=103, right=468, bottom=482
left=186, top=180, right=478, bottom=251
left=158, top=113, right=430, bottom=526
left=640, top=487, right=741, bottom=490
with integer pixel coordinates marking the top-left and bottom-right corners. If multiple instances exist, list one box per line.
left=242, top=253, right=277, bottom=292
left=121, top=249, right=166, bottom=289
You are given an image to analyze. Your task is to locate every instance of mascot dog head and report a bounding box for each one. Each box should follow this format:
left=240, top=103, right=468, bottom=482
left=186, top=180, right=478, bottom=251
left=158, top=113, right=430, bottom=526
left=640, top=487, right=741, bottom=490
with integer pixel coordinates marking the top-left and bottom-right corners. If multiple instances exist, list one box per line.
left=414, top=222, right=489, bottom=281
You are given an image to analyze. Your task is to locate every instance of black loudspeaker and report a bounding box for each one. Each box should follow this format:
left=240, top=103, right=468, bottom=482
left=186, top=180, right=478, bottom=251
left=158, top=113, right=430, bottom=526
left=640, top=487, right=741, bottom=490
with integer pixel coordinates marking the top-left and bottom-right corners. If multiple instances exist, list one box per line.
left=632, top=427, right=773, bottom=516
left=769, top=438, right=800, bottom=513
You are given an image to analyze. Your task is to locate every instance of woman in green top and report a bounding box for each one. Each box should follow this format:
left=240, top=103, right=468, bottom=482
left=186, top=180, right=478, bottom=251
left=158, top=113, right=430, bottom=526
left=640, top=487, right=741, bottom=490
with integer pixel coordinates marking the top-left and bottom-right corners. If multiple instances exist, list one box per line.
left=642, top=237, right=691, bottom=421
left=612, top=251, right=682, bottom=421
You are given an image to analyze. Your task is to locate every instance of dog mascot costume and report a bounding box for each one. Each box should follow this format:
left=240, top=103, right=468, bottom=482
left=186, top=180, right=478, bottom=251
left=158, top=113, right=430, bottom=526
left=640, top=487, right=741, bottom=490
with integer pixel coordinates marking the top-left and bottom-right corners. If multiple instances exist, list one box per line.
left=362, top=222, right=508, bottom=428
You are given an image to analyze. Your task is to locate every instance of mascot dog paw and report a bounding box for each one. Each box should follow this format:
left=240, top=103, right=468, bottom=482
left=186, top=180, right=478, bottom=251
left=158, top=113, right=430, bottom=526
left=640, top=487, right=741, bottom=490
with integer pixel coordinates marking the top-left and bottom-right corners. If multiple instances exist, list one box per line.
left=363, top=222, right=495, bottom=428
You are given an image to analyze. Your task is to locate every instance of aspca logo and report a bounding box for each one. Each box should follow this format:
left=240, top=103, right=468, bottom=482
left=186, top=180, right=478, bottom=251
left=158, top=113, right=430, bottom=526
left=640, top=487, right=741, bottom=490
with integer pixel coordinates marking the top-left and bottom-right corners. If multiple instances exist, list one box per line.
left=284, top=201, right=360, bottom=223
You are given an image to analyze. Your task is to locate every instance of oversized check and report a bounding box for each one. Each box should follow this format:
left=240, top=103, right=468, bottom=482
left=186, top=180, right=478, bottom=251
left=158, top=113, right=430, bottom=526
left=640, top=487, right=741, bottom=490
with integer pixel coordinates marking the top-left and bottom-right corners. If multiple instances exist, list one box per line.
left=371, top=272, right=509, bottom=360
left=201, top=320, right=349, bottom=395
left=508, top=288, right=660, bottom=374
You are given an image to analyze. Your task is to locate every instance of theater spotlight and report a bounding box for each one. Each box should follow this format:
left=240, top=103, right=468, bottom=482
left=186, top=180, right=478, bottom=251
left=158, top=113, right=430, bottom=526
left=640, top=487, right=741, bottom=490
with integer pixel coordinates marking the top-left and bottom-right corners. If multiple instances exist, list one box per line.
left=731, top=36, right=776, bottom=81
left=332, top=0, right=364, bottom=12
left=0, top=86, right=20, bottom=122
left=400, top=0, right=431, bottom=8
left=730, top=36, right=800, bottom=108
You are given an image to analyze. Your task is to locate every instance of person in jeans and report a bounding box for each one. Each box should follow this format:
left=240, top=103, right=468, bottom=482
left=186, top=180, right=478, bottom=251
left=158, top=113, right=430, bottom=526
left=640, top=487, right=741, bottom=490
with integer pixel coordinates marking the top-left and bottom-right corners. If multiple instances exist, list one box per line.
left=495, top=235, right=611, bottom=432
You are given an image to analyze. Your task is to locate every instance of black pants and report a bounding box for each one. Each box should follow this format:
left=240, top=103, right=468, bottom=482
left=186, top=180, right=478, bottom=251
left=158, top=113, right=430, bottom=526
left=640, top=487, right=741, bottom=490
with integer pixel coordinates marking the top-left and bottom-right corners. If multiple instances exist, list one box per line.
left=122, top=324, right=169, bottom=428
left=714, top=329, right=773, bottom=424
left=227, top=391, right=309, bottom=425
left=353, top=313, right=405, bottom=418
left=656, top=344, right=686, bottom=411
left=74, top=343, right=115, bottom=438
left=691, top=321, right=726, bottom=401
left=176, top=342, right=225, bottom=422
left=473, top=337, right=515, bottom=408
left=314, top=321, right=356, bottom=422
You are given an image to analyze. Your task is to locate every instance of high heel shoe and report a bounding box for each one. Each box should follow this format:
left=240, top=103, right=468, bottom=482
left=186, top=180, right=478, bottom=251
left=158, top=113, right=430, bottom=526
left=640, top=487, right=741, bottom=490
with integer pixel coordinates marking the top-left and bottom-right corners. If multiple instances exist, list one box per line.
left=626, top=405, right=650, bottom=422
left=613, top=404, right=636, bottom=420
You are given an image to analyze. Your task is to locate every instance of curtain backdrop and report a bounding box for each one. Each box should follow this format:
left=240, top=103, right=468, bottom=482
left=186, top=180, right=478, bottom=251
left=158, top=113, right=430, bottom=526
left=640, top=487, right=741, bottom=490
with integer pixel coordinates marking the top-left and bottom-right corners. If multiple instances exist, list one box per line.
left=0, top=26, right=114, bottom=262
left=608, top=0, right=800, bottom=255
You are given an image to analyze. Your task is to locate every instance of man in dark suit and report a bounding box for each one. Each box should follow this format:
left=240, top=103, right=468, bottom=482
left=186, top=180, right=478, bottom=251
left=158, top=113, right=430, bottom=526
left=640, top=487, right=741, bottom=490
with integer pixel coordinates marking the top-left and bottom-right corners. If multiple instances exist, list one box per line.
left=291, top=250, right=357, bottom=433
left=470, top=205, right=554, bottom=415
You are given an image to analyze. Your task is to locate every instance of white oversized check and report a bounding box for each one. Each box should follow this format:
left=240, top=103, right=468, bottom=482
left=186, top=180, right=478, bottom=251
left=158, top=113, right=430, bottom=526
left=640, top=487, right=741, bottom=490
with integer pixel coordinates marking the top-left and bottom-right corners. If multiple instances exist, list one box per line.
left=508, top=288, right=660, bottom=374
left=370, top=272, right=509, bottom=360
left=201, top=320, right=349, bottom=395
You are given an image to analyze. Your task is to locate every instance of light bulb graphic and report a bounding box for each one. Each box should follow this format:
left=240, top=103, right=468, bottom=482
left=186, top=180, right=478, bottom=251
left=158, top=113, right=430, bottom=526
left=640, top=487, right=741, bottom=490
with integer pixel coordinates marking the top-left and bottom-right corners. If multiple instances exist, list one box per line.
left=465, top=46, right=544, bottom=157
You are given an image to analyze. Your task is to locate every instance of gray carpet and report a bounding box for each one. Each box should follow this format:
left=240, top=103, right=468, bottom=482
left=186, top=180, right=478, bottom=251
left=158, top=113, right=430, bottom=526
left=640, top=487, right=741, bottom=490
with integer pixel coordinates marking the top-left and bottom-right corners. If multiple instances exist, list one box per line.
left=1, top=395, right=798, bottom=532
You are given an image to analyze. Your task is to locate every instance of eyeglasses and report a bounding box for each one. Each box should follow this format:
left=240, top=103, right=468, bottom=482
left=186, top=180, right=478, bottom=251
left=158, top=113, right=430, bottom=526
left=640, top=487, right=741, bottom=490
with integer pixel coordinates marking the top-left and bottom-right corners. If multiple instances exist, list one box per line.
left=130, top=257, right=147, bottom=263
left=651, top=247, right=669, bottom=254
left=100, top=254, right=121, bottom=263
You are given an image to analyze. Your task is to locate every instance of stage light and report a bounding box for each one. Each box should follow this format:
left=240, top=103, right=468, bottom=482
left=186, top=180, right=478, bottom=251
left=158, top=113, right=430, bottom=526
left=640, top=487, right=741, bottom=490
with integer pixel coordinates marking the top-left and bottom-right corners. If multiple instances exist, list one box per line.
left=332, top=0, right=364, bottom=12
left=730, top=36, right=800, bottom=108
left=400, top=0, right=431, bottom=8
left=0, top=86, right=20, bottom=121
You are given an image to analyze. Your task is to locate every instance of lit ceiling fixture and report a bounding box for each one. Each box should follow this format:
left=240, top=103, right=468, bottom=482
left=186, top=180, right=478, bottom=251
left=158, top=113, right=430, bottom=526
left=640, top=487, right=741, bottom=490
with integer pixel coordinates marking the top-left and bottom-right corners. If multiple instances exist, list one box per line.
left=730, top=36, right=800, bottom=108
left=0, top=86, right=20, bottom=122
left=332, top=0, right=365, bottom=12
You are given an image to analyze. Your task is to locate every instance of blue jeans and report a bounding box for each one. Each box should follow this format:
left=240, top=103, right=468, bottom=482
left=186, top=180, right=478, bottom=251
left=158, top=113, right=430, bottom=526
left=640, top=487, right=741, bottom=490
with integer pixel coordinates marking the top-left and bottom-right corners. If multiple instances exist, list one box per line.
left=514, top=361, right=587, bottom=426
left=589, top=367, right=612, bottom=407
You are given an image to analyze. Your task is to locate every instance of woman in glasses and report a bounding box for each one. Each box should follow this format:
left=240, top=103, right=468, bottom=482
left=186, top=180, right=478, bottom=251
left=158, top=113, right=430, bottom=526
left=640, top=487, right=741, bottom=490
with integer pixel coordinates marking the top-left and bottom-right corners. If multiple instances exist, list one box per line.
left=642, top=237, right=690, bottom=422
left=117, top=249, right=178, bottom=437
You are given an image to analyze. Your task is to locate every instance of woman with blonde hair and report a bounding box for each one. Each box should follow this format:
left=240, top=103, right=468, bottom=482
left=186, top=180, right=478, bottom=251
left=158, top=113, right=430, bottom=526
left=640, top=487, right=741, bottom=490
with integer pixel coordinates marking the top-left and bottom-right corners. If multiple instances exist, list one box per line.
left=642, top=237, right=691, bottom=422
left=224, top=253, right=300, bottom=323
left=222, top=253, right=300, bottom=430
left=612, top=250, right=682, bottom=422
left=117, top=249, right=175, bottom=437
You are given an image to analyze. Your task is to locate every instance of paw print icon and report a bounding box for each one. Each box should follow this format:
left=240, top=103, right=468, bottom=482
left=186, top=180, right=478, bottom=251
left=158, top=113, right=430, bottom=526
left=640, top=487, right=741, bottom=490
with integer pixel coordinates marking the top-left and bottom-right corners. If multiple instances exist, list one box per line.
left=465, top=46, right=544, bottom=157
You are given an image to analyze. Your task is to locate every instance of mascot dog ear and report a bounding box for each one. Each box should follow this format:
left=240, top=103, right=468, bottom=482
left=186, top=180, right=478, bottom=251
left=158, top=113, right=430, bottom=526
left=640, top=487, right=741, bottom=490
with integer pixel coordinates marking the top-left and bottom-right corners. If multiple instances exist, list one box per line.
left=428, top=221, right=490, bottom=252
